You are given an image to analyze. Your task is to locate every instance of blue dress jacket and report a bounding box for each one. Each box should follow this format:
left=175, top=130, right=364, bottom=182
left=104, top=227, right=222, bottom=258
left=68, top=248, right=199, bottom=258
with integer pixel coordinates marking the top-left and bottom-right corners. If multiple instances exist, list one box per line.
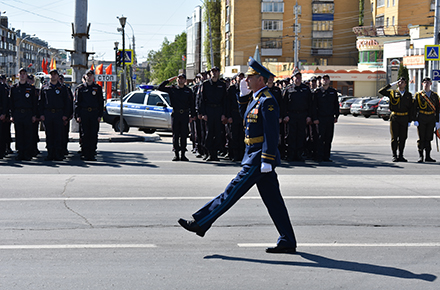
left=238, top=87, right=281, bottom=167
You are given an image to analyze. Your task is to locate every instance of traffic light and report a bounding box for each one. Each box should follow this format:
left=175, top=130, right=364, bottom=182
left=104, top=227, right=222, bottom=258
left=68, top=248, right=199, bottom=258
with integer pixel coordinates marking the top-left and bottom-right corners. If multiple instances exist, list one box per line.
left=116, top=51, right=122, bottom=67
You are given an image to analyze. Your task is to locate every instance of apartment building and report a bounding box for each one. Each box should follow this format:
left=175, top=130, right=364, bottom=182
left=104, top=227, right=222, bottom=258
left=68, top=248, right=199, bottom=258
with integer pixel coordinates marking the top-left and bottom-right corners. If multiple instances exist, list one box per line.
left=220, top=0, right=359, bottom=77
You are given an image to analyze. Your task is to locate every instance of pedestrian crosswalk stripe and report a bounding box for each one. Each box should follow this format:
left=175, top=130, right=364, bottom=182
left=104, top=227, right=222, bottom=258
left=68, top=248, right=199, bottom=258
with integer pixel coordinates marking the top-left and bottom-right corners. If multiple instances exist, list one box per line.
left=0, top=244, right=157, bottom=250
left=238, top=243, right=440, bottom=247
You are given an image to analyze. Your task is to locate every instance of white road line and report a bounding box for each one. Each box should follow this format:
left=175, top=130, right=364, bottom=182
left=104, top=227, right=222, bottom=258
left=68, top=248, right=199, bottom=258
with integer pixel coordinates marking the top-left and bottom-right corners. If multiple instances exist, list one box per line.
left=0, top=244, right=157, bottom=250
left=238, top=243, right=440, bottom=248
left=0, top=196, right=439, bottom=202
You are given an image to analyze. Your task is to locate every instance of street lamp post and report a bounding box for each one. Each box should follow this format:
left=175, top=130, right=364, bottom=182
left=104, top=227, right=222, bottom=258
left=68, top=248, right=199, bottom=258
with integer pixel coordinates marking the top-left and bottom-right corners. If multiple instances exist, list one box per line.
left=16, top=34, right=35, bottom=75
left=118, top=16, right=127, bottom=135
left=114, top=42, right=119, bottom=98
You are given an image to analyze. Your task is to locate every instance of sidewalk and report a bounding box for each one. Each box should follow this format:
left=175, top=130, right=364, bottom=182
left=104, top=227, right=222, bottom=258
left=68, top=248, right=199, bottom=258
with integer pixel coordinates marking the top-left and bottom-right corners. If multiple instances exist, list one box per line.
left=11, top=122, right=162, bottom=143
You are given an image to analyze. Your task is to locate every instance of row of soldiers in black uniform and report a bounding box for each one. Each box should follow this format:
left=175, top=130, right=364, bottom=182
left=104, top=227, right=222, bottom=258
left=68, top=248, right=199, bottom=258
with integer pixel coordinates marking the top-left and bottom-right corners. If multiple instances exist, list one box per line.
left=0, top=68, right=103, bottom=161
left=160, top=67, right=339, bottom=163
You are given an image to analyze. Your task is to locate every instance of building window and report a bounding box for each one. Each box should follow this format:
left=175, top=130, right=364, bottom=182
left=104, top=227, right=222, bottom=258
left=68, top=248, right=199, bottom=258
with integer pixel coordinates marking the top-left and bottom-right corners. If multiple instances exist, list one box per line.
left=392, top=16, right=395, bottom=26
left=261, top=1, right=284, bottom=13
left=431, top=0, right=435, bottom=11
left=312, top=39, right=333, bottom=49
left=312, top=21, right=333, bottom=31
left=377, top=0, right=385, bottom=7
left=312, top=3, right=334, bottom=14
left=261, top=38, right=282, bottom=49
left=393, top=0, right=396, bottom=6
left=386, top=17, right=389, bottom=27
left=262, top=20, right=283, bottom=31
left=387, top=0, right=390, bottom=7
left=376, top=16, right=384, bottom=27
left=359, top=51, right=383, bottom=63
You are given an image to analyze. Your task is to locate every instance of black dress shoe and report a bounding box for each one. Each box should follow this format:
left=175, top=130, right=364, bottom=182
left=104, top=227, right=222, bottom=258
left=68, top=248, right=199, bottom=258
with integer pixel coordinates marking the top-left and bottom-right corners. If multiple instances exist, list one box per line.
left=180, top=155, right=189, bottom=161
left=178, top=218, right=205, bottom=237
left=398, top=156, right=407, bottom=162
left=425, top=157, right=436, bottom=162
left=265, top=245, right=297, bottom=254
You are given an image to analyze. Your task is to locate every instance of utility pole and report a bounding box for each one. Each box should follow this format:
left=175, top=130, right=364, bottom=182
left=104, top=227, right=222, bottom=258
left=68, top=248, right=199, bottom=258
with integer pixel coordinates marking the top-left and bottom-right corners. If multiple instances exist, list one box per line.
left=68, top=0, right=93, bottom=132
left=433, top=0, right=440, bottom=92
left=294, top=1, right=300, bottom=69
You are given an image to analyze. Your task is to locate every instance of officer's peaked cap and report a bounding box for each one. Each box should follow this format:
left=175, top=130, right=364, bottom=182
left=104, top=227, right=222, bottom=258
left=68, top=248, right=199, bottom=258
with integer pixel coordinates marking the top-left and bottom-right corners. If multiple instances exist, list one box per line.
left=245, top=57, right=275, bottom=79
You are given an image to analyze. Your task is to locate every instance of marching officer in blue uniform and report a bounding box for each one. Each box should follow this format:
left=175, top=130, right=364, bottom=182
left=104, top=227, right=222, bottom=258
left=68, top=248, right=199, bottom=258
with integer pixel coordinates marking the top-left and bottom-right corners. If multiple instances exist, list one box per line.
left=74, top=69, right=104, bottom=161
left=178, top=58, right=297, bottom=254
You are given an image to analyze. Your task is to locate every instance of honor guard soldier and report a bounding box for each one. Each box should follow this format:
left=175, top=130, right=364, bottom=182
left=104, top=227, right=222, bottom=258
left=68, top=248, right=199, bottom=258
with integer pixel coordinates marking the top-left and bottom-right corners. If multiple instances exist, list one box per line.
left=39, top=69, right=70, bottom=161
left=9, top=68, right=37, bottom=161
left=178, top=57, right=297, bottom=254
left=27, top=75, right=41, bottom=157
left=0, top=76, right=8, bottom=158
left=74, top=70, right=103, bottom=161
left=282, top=68, right=313, bottom=161
left=158, top=73, right=196, bottom=161
left=226, top=72, right=245, bottom=161
left=313, top=75, right=339, bottom=162
left=413, top=77, right=439, bottom=163
left=378, top=77, right=413, bottom=162
left=198, top=66, right=227, bottom=161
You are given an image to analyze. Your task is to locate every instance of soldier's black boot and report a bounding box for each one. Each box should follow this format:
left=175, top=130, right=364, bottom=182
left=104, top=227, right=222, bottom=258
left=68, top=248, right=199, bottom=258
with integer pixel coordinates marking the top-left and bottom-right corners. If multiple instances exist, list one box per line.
left=172, top=152, right=180, bottom=161
left=398, top=153, right=407, bottom=162
left=180, top=151, right=189, bottom=161
left=392, top=152, right=398, bottom=162
left=417, top=151, right=424, bottom=163
left=425, top=150, right=436, bottom=162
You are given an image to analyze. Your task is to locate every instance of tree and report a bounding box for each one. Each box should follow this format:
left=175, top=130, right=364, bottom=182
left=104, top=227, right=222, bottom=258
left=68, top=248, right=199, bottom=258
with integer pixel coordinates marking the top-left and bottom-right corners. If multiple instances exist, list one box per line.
left=146, top=32, right=187, bottom=83
left=203, top=0, right=221, bottom=69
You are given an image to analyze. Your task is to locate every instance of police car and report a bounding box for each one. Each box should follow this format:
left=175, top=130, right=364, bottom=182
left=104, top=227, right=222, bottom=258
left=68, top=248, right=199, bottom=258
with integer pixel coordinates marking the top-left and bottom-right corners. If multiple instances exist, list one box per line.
left=103, top=85, right=172, bottom=133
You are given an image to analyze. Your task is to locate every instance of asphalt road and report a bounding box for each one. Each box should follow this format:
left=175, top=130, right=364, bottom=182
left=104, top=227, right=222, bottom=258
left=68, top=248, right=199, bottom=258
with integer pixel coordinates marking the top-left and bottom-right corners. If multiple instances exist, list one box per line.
left=0, top=115, right=439, bottom=289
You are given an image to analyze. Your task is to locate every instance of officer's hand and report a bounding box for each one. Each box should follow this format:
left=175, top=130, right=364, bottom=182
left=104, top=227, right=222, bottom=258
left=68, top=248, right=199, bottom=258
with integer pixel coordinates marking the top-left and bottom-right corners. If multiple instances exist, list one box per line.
left=10, top=117, right=14, bottom=123
left=62, top=116, right=67, bottom=121
left=283, top=116, right=290, bottom=123
left=32, top=116, right=36, bottom=123
left=198, top=114, right=203, bottom=120
left=261, top=162, right=272, bottom=173
left=168, top=76, right=178, bottom=82
left=408, top=122, right=411, bottom=127
left=40, top=116, right=45, bottom=122
left=414, top=121, right=419, bottom=127
left=279, top=118, right=282, bottom=124
left=203, top=115, right=208, bottom=121
left=228, top=117, right=233, bottom=124
left=240, top=79, right=251, bottom=96
left=334, top=118, right=338, bottom=124
left=76, top=117, right=81, bottom=123
left=0, top=114, right=5, bottom=121
left=314, top=120, right=319, bottom=125
left=390, top=81, right=399, bottom=86
left=97, top=117, right=101, bottom=123
left=306, top=117, right=312, bottom=124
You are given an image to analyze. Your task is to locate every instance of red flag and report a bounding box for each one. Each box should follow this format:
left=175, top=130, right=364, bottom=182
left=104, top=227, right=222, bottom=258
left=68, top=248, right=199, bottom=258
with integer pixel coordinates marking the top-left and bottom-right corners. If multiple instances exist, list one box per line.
left=42, top=59, right=48, bottom=74
left=105, top=64, right=113, bottom=100
left=91, top=64, right=95, bottom=71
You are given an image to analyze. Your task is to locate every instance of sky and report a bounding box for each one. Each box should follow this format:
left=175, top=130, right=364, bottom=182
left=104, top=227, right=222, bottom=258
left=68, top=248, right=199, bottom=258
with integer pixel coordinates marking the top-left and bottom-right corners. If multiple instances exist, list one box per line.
left=1, top=0, right=204, bottom=63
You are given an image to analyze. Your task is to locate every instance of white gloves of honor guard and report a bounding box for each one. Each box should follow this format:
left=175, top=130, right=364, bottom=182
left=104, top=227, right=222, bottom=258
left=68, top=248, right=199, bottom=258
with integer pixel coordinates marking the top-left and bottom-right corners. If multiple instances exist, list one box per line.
left=240, top=79, right=251, bottom=96
left=390, top=81, right=399, bottom=86
left=414, top=121, right=419, bottom=127
left=261, top=162, right=273, bottom=173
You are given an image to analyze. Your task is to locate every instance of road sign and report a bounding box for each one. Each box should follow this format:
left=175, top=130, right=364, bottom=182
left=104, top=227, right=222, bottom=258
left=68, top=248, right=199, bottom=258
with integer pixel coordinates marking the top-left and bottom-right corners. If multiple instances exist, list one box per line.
left=432, top=70, right=440, bottom=81
left=425, top=45, right=440, bottom=61
left=119, top=49, right=134, bottom=65
left=96, top=75, right=117, bottom=82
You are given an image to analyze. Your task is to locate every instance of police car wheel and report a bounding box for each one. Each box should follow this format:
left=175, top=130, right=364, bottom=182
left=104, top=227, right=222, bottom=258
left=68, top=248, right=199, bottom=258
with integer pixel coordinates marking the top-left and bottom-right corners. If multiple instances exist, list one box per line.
left=114, top=119, right=129, bottom=133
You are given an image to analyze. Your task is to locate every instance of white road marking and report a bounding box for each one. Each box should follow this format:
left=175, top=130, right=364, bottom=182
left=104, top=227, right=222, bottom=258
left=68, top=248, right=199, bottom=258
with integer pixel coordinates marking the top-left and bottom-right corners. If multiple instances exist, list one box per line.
left=238, top=243, right=440, bottom=248
left=0, top=196, right=439, bottom=202
left=0, top=244, right=157, bottom=250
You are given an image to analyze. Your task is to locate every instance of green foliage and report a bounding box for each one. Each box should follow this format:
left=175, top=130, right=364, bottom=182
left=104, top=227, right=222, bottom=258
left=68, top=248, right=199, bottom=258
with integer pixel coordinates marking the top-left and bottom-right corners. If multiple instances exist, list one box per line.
left=203, top=0, right=221, bottom=69
left=398, top=63, right=409, bottom=89
left=146, top=32, right=187, bottom=84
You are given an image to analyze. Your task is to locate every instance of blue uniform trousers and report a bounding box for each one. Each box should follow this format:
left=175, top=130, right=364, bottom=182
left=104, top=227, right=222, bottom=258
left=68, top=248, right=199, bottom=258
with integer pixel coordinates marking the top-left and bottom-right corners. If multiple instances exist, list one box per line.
left=192, top=165, right=297, bottom=248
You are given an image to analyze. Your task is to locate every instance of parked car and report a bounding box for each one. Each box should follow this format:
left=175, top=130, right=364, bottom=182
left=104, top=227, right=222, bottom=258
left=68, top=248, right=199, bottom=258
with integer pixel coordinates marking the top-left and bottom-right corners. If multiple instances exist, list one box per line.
left=360, top=98, right=381, bottom=118
left=377, top=97, right=390, bottom=121
left=103, top=85, right=172, bottom=133
left=339, top=98, right=357, bottom=116
left=350, top=97, right=376, bottom=117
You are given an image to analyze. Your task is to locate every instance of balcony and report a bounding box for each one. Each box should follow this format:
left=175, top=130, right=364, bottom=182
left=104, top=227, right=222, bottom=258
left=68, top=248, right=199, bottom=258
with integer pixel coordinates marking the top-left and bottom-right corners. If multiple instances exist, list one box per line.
left=312, top=31, right=333, bottom=38
left=311, top=48, right=333, bottom=56
left=261, top=48, right=282, bottom=56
